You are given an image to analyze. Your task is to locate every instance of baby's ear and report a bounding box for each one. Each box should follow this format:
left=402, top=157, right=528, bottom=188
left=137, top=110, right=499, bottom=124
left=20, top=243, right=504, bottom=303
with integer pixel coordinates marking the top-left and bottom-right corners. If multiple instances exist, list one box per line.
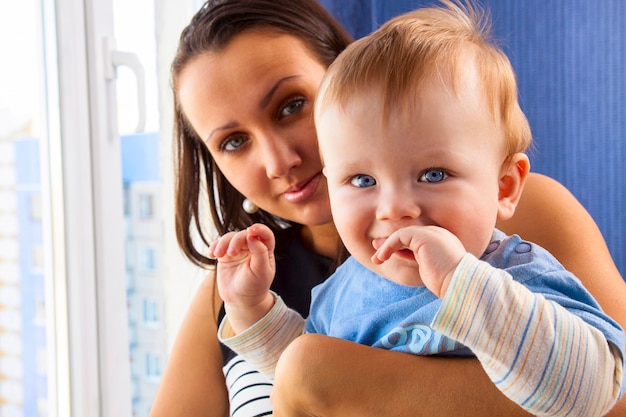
left=497, top=153, right=530, bottom=220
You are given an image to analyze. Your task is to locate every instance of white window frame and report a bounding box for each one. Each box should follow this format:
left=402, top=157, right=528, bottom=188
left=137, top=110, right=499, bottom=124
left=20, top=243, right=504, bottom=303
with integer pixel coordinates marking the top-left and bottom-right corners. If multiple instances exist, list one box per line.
left=44, top=0, right=132, bottom=415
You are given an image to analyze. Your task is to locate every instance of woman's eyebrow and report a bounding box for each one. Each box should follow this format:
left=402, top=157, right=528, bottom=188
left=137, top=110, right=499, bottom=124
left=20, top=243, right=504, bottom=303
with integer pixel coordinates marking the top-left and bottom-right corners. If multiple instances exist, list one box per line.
left=205, top=75, right=302, bottom=142
left=259, top=75, right=300, bottom=109
left=207, top=120, right=239, bottom=142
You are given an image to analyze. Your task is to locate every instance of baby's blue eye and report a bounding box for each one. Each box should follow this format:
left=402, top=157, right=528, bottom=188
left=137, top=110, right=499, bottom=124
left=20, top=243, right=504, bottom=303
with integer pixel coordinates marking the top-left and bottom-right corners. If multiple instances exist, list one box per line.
left=420, top=169, right=448, bottom=183
left=350, top=174, right=376, bottom=188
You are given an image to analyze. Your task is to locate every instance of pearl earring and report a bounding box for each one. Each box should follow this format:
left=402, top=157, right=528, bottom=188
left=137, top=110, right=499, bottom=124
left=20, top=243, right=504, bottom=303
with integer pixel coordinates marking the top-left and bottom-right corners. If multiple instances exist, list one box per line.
left=242, top=198, right=258, bottom=214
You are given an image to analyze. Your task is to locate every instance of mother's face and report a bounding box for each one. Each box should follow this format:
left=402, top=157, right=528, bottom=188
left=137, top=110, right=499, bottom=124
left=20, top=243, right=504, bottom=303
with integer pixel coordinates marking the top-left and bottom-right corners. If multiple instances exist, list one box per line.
left=177, top=30, right=332, bottom=227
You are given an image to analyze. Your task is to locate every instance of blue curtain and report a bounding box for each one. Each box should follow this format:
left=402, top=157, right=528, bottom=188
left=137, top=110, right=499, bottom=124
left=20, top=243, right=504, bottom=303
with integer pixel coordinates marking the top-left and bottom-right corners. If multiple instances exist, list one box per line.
left=319, top=0, right=626, bottom=279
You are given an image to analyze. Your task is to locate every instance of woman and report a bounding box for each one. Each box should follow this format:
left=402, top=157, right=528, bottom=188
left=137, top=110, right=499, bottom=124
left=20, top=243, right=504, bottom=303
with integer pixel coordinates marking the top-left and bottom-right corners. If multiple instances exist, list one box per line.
left=151, top=0, right=626, bottom=416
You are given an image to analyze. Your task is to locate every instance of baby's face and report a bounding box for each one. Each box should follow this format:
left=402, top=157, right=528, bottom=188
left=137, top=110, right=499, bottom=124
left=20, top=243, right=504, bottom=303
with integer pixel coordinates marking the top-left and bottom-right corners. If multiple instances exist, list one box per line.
left=316, top=68, right=509, bottom=283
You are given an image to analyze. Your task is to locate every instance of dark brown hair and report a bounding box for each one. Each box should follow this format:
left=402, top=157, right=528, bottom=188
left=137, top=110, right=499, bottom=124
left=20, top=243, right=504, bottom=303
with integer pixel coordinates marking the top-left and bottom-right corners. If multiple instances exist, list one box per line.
left=171, top=0, right=352, bottom=267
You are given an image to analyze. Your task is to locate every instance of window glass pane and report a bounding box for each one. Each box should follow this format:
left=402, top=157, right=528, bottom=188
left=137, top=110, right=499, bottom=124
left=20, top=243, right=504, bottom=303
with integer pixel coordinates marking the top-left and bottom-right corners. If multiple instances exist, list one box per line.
left=0, top=2, right=50, bottom=416
left=111, top=1, right=206, bottom=415
left=112, top=2, right=166, bottom=416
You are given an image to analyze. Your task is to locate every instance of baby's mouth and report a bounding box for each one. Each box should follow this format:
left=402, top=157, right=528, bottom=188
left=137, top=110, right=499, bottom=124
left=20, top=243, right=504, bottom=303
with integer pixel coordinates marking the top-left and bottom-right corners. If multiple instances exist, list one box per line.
left=396, top=248, right=415, bottom=260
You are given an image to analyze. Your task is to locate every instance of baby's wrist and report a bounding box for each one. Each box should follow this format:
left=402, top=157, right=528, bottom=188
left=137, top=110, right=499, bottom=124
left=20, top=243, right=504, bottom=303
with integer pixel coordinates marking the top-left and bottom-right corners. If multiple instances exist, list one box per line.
left=225, top=292, right=276, bottom=335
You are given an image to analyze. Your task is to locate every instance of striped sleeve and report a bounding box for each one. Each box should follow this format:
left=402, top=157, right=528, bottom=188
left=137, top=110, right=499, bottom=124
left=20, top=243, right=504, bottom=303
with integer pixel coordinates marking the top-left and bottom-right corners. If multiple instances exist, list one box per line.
left=223, top=356, right=274, bottom=417
left=219, top=292, right=305, bottom=378
left=432, top=253, right=623, bottom=417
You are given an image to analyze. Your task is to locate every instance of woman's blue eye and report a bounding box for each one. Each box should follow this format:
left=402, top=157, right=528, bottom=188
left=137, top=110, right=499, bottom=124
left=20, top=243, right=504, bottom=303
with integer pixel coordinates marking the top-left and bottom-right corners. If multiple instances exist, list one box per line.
left=419, top=168, right=448, bottom=183
left=279, top=97, right=306, bottom=118
left=221, top=135, right=246, bottom=152
left=350, top=174, right=376, bottom=188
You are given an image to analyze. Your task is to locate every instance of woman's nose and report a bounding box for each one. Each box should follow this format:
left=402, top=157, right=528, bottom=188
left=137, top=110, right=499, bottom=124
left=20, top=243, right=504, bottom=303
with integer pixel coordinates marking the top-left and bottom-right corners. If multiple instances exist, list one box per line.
left=261, top=136, right=301, bottom=179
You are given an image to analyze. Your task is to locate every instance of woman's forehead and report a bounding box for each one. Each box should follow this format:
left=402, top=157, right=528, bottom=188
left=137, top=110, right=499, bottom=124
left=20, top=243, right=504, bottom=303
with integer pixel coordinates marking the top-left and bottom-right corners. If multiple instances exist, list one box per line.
left=177, top=31, right=326, bottom=142
left=181, top=31, right=323, bottom=99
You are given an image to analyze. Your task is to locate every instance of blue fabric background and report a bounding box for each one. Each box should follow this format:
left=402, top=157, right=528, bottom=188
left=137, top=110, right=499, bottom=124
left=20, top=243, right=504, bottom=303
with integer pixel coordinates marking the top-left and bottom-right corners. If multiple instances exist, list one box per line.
left=319, top=0, right=626, bottom=279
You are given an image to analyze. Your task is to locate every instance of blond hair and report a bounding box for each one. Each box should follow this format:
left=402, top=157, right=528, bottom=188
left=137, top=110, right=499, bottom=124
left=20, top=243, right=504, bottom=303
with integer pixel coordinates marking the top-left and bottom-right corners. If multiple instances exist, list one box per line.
left=315, top=0, right=532, bottom=156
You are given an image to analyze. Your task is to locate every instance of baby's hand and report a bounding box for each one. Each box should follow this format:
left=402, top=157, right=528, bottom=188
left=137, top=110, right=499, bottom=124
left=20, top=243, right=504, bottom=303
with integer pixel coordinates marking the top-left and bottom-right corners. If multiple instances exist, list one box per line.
left=209, top=223, right=276, bottom=333
left=371, top=225, right=466, bottom=298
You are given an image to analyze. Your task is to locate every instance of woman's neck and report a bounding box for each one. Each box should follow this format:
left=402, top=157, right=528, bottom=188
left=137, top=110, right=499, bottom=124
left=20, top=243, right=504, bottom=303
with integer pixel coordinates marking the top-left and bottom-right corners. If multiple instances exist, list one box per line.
left=301, top=222, right=341, bottom=260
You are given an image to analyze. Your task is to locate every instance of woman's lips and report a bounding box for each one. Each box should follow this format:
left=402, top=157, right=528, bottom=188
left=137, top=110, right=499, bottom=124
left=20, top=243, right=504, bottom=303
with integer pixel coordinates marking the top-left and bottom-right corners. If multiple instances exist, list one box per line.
left=282, top=173, right=322, bottom=204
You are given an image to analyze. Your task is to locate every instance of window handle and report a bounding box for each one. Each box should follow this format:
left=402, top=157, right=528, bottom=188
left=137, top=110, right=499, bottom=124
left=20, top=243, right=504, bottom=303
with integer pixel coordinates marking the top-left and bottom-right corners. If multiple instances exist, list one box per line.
left=102, top=36, right=146, bottom=134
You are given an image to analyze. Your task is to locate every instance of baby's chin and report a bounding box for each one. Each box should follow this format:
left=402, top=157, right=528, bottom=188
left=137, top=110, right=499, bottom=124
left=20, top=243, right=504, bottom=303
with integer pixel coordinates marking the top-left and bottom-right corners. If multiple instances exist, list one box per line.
left=363, top=254, right=425, bottom=288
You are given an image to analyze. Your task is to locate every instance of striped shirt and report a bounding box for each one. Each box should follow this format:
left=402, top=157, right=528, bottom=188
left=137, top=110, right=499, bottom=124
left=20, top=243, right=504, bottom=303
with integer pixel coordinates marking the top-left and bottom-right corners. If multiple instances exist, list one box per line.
left=223, top=356, right=273, bottom=417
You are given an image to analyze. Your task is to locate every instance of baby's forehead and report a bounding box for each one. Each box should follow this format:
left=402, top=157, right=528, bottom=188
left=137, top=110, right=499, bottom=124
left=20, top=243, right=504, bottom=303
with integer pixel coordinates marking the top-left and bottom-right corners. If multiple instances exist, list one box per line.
left=321, top=52, right=491, bottom=120
left=325, top=67, right=489, bottom=123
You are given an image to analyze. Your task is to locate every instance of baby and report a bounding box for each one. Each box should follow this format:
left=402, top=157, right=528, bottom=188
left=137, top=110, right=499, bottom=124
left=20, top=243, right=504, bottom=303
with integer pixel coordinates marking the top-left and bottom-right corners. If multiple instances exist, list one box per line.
left=211, top=1, right=625, bottom=416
